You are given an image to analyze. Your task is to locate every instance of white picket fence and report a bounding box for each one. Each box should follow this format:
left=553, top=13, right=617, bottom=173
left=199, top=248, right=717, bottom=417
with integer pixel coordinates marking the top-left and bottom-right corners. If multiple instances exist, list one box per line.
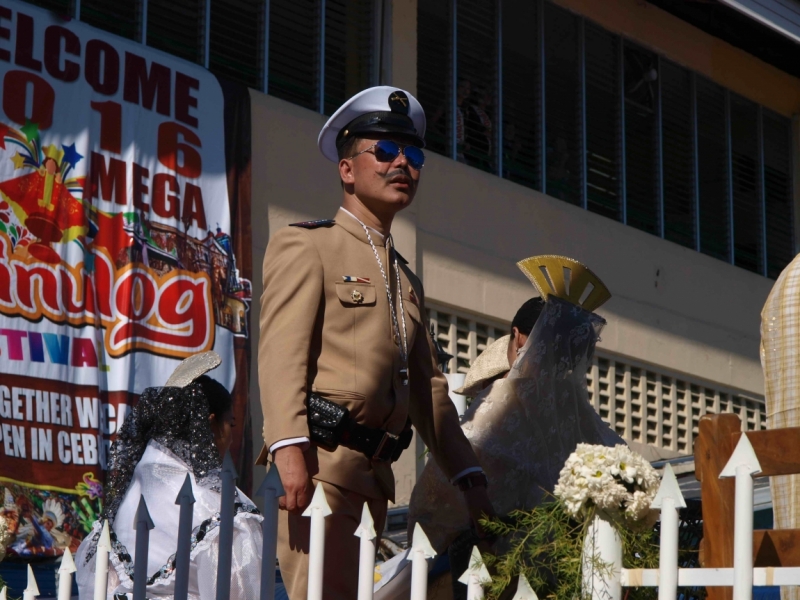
left=1, top=432, right=795, bottom=600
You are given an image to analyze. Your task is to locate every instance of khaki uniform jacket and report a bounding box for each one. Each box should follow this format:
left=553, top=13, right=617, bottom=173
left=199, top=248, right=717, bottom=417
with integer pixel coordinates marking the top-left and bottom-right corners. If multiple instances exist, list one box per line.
left=256, top=208, right=480, bottom=501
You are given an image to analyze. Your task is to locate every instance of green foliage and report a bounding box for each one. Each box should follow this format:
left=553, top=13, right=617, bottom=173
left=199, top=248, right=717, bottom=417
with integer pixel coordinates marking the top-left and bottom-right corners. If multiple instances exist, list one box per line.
left=481, top=499, right=659, bottom=600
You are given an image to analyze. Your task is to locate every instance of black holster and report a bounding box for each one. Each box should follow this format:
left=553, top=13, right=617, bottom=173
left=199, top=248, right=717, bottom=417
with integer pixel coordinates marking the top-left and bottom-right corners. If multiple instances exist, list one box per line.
left=307, top=393, right=413, bottom=462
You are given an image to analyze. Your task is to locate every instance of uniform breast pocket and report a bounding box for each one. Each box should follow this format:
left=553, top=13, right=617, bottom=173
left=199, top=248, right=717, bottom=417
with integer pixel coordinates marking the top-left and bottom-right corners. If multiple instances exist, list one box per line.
left=336, top=282, right=377, bottom=306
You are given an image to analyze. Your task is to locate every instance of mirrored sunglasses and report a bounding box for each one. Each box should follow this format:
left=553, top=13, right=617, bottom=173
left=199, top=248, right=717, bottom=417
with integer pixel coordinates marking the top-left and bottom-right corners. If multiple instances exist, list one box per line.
left=350, top=139, right=426, bottom=170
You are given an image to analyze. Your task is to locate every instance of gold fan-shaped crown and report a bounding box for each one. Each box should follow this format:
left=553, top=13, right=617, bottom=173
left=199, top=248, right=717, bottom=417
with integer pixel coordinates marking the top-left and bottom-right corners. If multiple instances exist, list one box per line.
left=516, top=255, right=611, bottom=312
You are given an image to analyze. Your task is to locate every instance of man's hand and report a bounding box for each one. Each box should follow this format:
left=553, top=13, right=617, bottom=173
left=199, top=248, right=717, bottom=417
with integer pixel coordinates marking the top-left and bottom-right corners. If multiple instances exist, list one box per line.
left=463, top=485, right=495, bottom=539
left=272, top=445, right=313, bottom=514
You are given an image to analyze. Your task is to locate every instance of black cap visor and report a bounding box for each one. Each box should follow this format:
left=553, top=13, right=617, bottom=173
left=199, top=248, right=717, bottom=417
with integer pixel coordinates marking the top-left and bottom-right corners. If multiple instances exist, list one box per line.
left=336, top=111, right=425, bottom=149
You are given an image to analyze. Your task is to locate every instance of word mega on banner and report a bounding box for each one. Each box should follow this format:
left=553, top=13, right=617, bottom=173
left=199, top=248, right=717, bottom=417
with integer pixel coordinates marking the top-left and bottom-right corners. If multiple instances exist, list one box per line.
left=0, top=1, right=251, bottom=559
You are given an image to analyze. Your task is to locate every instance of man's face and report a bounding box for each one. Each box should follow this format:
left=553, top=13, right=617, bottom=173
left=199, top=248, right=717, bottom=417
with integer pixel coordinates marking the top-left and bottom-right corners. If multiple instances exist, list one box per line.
left=341, top=136, right=422, bottom=215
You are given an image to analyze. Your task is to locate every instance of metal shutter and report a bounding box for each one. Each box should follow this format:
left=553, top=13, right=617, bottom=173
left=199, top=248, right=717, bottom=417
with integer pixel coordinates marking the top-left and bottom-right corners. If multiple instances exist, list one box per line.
left=660, top=59, right=695, bottom=249
left=543, top=2, right=582, bottom=206
left=584, top=22, right=621, bottom=221
left=146, top=0, right=205, bottom=64
left=763, top=110, right=794, bottom=278
left=696, top=77, right=729, bottom=261
left=729, top=94, right=761, bottom=273
left=209, top=0, right=264, bottom=89
left=417, top=0, right=451, bottom=157
left=324, top=0, right=375, bottom=115
left=457, top=0, right=497, bottom=172
left=623, top=42, right=659, bottom=235
left=80, top=0, right=140, bottom=40
left=501, top=0, right=541, bottom=190
left=268, top=0, right=320, bottom=111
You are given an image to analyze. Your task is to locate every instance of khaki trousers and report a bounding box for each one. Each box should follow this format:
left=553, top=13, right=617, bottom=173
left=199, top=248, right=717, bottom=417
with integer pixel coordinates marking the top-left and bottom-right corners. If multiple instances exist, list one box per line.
left=278, top=480, right=388, bottom=600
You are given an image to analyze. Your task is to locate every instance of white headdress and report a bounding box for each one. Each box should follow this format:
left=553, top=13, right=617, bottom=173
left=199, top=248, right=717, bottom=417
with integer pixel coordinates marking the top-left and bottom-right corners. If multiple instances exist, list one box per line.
left=42, top=498, right=65, bottom=528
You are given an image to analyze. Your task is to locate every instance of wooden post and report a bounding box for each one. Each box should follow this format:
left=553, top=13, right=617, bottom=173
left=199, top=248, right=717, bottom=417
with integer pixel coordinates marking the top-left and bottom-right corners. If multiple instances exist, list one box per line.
left=695, top=413, right=740, bottom=600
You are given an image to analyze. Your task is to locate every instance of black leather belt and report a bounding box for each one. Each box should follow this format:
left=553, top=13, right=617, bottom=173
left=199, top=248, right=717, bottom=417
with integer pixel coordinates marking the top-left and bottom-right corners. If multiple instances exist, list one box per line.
left=307, top=393, right=413, bottom=462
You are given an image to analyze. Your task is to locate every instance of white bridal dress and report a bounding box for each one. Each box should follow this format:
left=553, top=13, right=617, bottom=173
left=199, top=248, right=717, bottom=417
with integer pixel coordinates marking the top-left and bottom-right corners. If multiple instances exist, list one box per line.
left=74, top=383, right=263, bottom=600
left=408, top=297, right=624, bottom=553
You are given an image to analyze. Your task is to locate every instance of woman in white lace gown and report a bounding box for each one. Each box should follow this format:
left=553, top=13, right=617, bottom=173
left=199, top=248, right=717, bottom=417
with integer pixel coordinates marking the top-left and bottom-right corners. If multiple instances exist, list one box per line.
left=408, top=297, right=623, bottom=554
left=75, top=370, right=262, bottom=599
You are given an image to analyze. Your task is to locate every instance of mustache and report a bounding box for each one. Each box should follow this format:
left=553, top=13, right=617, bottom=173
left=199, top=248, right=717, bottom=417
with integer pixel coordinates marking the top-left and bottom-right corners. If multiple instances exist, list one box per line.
left=380, top=169, right=414, bottom=182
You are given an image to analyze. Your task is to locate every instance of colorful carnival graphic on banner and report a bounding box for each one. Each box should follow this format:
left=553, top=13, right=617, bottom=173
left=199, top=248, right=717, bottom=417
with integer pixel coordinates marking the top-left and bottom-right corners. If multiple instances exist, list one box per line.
left=0, top=1, right=250, bottom=558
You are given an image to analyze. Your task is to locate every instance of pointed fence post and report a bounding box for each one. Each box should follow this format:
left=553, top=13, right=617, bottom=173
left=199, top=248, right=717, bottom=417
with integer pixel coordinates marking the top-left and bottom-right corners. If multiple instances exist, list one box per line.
left=407, top=523, right=436, bottom=600
left=720, top=433, right=762, bottom=600
left=0, top=585, right=6, bottom=600
left=259, top=463, right=285, bottom=600
left=354, top=503, right=377, bottom=600
left=303, top=483, right=333, bottom=600
left=58, top=547, right=77, bottom=600
left=174, top=473, right=196, bottom=600
left=512, top=574, right=538, bottom=600
left=132, top=495, right=155, bottom=600
left=23, top=564, right=40, bottom=600
left=216, top=451, right=238, bottom=600
left=651, top=464, right=687, bottom=600
left=458, top=546, right=492, bottom=600
left=94, top=520, right=112, bottom=600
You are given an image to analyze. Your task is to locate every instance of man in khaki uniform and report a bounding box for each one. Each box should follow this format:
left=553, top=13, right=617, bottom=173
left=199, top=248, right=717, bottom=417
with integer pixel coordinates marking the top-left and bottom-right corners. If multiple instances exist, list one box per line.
left=257, top=86, right=493, bottom=599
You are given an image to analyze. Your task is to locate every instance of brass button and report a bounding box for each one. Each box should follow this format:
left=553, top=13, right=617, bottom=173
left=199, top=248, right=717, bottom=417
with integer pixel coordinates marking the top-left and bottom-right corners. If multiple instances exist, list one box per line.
left=351, top=290, right=364, bottom=303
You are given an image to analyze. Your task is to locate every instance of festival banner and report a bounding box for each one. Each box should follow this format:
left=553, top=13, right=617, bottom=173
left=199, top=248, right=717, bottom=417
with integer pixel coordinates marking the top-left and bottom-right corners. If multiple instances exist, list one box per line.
left=0, top=1, right=251, bottom=558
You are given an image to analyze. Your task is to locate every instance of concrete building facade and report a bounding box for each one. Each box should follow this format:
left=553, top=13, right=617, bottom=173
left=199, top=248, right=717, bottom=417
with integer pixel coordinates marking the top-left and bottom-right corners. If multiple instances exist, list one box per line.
left=247, top=0, right=800, bottom=505
left=19, top=0, right=799, bottom=508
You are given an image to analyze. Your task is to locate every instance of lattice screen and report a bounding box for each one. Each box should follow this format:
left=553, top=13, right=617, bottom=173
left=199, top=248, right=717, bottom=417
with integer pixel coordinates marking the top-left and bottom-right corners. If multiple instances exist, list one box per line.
left=428, top=303, right=766, bottom=455
left=428, top=306, right=508, bottom=375
left=586, top=355, right=765, bottom=454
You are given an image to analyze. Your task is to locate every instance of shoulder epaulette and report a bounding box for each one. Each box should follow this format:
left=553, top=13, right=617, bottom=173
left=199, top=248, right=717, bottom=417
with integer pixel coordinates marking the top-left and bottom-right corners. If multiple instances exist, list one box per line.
left=289, top=219, right=336, bottom=229
left=393, top=249, right=409, bottom=265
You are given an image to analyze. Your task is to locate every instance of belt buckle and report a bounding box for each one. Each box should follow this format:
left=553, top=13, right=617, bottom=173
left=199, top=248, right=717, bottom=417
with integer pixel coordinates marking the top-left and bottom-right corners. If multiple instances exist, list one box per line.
left=373, top=432, right=399, bottom=461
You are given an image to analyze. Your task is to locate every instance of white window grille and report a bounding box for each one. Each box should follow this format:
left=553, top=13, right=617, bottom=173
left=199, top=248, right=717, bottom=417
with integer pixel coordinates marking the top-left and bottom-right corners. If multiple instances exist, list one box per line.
left=429, top=303, right=766, bottom=455
left=586, top=354, right=766, bottom=455
left=428, top=305, right=508, bottom=375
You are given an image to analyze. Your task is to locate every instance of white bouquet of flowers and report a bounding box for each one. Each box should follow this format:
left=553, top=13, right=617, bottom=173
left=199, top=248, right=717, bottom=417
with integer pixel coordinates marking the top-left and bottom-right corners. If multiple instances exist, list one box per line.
left=554, top=443, right=660, bottom=524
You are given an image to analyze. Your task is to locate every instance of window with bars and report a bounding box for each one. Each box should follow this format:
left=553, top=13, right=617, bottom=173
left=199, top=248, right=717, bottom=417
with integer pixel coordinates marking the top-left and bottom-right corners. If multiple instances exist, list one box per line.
left=268, top=0, right=376, bottom=114
left=24, top=0, right=377, bottom=113
left=623, top=42, right=660, bottom=236
left=696, top=77, right=730, bottom=261
left=544, top=3, right=582, bottom=206
left=81, top=0, right=141, bottom=40
left=585, top=23, right=621, bottom=221
left=209, top=0, right=264, bottom=89
left=147, top=0, right=205, bottom=64
left=501, top=0, right=540, bottom=190
left=429, top=304, right=766, bottom=455
left=660, top=60, right=695, bottom=248
left=416, top=0, right=796, bottom=279
left=19, top=0, right=70, bottom=13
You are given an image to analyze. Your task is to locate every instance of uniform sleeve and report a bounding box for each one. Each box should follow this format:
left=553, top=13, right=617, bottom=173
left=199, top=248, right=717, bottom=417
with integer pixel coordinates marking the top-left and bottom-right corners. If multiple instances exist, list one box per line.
left=258, top=227, right=324, bottom=450
left=407, top=285, right=481, bottom=481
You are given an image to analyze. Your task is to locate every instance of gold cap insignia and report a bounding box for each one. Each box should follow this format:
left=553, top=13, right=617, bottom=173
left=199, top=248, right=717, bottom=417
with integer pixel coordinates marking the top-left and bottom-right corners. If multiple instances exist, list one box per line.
left=516, top=255, right=611, bottom=312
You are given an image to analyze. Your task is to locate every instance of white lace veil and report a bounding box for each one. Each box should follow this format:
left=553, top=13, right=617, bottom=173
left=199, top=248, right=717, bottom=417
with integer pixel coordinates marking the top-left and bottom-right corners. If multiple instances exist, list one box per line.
left=408, top=297, right=623, bottom=553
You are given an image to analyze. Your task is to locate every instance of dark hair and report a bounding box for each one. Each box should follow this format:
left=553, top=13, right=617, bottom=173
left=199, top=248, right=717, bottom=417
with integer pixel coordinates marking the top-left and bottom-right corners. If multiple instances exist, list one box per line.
left=511, top=297, right=545, bottom=337
left=337, top=135, right=362, bottom=161
left=195, top=375, right=232, bottom=419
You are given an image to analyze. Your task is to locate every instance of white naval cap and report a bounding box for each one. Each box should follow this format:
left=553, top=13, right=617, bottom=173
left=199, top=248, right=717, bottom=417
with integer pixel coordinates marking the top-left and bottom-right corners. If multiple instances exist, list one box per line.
left=318, top=86, right=426, bottom=163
